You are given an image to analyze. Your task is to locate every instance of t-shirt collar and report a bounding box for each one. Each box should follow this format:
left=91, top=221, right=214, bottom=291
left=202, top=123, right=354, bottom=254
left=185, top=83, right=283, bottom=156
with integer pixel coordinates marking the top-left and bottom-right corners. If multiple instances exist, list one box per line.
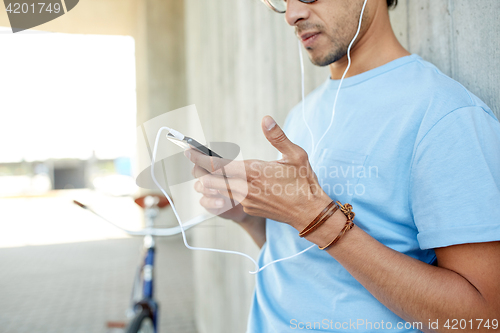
left=326, top=53, right=420, bottom=89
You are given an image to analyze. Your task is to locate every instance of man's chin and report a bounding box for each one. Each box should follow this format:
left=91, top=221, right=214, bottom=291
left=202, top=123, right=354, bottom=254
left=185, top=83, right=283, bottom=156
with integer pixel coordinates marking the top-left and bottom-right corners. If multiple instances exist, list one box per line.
left=308, top=49, right=345, bottom=67
left=308, top=53, right=334, bottom=67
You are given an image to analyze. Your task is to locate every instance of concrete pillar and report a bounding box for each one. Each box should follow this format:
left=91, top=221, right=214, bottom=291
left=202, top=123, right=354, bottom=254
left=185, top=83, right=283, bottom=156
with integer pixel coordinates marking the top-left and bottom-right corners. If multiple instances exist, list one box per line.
left=184, top=1, right=328, bottom=332
left=136, top=0, right=187, bottom=126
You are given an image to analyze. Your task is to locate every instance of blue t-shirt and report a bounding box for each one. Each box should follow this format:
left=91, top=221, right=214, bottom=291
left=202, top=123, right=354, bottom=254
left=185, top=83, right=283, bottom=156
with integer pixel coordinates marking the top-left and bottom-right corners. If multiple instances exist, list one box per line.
left=247, top=54, right=500, bottom=332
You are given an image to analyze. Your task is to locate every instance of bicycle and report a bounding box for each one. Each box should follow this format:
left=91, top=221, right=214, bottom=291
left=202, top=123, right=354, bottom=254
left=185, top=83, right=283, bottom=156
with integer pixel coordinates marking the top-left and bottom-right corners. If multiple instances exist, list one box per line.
left=73, top=194, right=205, bottom=333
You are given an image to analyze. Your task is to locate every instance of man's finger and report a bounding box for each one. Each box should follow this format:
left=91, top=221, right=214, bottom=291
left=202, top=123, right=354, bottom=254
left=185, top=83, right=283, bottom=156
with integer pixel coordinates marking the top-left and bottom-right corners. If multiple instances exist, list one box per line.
left=262, top=115, right=302, bottom=160
left=199, top=195, right=227, bottom=209
left=192, top=165, right=210, bottom=179
left=216, top=188, right=243, bottom=205
left=185, top=149, right=247, bottom=179
left=194, top=180, right=219, bottom=196
left=199, top=174, right=248, bottom=196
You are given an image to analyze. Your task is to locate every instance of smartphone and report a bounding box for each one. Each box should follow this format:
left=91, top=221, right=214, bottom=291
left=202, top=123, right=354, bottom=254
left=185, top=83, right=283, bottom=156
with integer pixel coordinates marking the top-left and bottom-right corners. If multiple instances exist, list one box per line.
left=167, top=132, right=223, bottom=158
left=167, top=131, right=235, bottom=207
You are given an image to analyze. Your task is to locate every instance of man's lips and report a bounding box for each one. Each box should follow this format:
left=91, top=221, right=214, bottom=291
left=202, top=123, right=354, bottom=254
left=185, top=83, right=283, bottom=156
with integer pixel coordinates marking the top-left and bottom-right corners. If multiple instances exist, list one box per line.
left=300, top=32, right=320, bottom=41
left=300, top=32, right=320, bottom=47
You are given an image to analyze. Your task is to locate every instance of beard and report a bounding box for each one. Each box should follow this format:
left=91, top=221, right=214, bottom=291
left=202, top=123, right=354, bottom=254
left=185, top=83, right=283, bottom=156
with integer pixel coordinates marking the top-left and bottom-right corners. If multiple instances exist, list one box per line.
left=296, top=24, right=350, bottom=67
left=297, top=1, right=369, bottom=67
left=308, top=39, right=348, bottom=67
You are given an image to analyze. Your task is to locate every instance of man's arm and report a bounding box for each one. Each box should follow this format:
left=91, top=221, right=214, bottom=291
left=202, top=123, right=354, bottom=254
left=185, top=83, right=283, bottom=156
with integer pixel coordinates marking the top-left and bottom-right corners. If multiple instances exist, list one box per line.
left=188, top=116, right=500, bottom=332
left=304, top=201, right=500, bottom=332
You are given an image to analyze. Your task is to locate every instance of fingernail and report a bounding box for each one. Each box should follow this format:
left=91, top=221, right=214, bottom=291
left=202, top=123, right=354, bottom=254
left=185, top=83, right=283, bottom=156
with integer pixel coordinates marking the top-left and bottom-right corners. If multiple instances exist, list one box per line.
left=215, top=199, right=224, bottom=207
left=184, top=150, right=191, bottom=159
left=264, top=116, right=276, bottom=131
left=209, top=188, right=218, bottom=194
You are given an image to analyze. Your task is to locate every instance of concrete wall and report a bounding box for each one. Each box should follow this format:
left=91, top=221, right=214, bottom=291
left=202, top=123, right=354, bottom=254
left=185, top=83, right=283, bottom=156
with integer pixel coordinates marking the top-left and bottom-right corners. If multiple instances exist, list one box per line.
left=137, top=0, right=187, bottom=124
left=185, top=1, right=500, bottom=333
left=184, top=1, right=328, bottom=332
left=390, top=0, right=500, bottom=118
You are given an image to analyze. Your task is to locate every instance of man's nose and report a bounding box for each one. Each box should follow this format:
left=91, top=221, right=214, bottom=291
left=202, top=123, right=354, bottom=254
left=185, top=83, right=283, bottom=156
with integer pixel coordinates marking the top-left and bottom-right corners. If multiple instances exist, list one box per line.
left=285, top=0, right=311, bottom=26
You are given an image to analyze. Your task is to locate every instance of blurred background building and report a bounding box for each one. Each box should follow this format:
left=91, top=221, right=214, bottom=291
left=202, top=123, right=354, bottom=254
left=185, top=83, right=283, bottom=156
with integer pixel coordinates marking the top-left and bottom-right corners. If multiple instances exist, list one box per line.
left=0, top=0, right=499, bottom=333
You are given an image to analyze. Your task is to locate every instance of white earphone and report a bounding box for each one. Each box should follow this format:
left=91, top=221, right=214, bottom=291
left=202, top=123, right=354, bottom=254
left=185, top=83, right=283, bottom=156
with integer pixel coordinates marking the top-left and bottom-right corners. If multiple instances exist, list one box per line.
left=150, top=0, right=369, bottom=274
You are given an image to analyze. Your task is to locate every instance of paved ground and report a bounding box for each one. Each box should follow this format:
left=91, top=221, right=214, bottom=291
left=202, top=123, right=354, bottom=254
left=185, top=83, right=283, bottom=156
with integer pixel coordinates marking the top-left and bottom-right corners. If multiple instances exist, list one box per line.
left=0, top=191, right=198, bottom=333
left=0, top=236, right=198, bottom=333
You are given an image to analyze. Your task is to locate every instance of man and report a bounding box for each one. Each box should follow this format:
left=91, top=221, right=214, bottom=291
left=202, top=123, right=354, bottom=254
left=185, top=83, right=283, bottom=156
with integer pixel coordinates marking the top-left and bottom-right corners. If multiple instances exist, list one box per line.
left=186, top=0, right=500, bottom=332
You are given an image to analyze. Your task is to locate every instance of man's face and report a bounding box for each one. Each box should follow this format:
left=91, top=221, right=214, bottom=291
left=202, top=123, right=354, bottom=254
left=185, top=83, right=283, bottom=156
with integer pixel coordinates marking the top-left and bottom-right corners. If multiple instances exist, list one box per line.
left=285, top=0, right=370, bottom=66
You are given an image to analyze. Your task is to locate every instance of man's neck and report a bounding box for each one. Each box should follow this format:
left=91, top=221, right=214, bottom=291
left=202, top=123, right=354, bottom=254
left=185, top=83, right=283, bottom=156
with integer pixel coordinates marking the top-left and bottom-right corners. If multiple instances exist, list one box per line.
left=329, top=5, right=410, bottom=80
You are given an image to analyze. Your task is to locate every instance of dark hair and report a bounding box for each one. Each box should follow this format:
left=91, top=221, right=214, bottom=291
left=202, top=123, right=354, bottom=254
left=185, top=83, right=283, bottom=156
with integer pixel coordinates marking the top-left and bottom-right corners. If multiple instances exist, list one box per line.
left=387, top=0, right=398, bottom=8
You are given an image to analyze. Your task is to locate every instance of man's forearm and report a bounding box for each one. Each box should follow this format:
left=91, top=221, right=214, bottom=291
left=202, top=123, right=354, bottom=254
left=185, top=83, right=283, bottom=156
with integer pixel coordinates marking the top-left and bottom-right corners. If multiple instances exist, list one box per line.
left=238, top=215, right=266, bottom=248
left=303, top=209, right=499, bottom=333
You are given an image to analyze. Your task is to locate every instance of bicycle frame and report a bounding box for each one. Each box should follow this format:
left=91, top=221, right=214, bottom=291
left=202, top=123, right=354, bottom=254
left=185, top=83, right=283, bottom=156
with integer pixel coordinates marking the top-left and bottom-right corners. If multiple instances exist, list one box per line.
left=128, top=206, right=160, bottom=332
left=73, top=198, right=209, bottom=332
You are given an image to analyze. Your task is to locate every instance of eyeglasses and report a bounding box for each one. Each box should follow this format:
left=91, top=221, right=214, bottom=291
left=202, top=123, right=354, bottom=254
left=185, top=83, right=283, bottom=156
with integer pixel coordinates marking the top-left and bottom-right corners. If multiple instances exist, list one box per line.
left=261, top=0, right=318, bottom=14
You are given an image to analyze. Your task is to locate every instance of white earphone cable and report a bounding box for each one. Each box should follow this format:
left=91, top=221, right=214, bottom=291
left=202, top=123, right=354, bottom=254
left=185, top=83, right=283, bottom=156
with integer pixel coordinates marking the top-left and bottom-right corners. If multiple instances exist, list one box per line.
left=300, top=40, right=316, bottom=155
left=300, top=0, right=368, bottom=166
left=150, top=0, right=368, bottom=274
left=151, top=127, right=262, bottom=274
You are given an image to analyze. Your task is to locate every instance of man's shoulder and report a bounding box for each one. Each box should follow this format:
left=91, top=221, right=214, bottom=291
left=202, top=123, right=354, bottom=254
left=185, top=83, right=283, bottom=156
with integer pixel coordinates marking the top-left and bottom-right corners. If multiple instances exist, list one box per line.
left=392, top=55, right=481, bottom=109
left=403, top=56, right=497, bottom=141
left=295, top=54, right=489, bottom=114
left=283, top=54, right=497, bottom=134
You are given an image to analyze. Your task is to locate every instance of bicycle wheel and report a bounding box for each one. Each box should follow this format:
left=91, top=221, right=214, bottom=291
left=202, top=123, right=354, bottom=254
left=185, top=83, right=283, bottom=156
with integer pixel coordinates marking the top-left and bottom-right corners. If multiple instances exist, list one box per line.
left=126, top=309, right=155, bottom=333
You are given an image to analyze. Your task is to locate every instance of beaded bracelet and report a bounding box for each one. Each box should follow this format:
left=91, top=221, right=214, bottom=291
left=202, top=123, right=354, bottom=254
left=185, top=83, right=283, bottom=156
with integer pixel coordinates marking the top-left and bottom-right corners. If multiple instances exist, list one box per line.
left=319, top=201, right=355, bottom=250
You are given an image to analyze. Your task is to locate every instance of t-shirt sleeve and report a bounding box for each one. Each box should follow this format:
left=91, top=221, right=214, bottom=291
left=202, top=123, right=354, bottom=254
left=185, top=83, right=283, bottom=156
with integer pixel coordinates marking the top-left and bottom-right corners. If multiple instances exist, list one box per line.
left=409, top=106, right=500, bottom=250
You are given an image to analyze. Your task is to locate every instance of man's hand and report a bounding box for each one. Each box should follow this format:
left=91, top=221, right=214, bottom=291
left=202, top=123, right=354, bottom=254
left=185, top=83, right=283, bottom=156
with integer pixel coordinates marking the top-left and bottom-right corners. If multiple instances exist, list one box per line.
left=187, top=115, right=332, bottom=231
left=192, top=164, right=248, bottom=223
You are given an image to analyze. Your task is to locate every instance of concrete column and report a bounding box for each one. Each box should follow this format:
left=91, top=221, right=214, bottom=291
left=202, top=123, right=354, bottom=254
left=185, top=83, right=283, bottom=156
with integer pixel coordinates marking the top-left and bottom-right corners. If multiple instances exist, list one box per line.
left=184, top=1, right=328, bottom=332
left=136, top=0, right=187, bottom=126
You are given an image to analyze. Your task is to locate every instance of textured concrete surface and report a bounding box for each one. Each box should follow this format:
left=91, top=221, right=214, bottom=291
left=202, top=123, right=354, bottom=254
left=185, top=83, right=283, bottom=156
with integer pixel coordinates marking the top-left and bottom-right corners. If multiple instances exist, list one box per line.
left=184, top=1, right=330, bottom=332
left=390, top=0, right=500, bottom=119
left=0, top=236, right=197, bottom=333
left=185, top=1, right=500, bottom=333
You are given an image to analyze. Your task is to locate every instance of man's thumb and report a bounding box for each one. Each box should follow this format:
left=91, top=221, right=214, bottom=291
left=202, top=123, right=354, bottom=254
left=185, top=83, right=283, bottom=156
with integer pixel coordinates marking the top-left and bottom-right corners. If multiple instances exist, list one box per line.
left=262, top=116, right=299, bottom=158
